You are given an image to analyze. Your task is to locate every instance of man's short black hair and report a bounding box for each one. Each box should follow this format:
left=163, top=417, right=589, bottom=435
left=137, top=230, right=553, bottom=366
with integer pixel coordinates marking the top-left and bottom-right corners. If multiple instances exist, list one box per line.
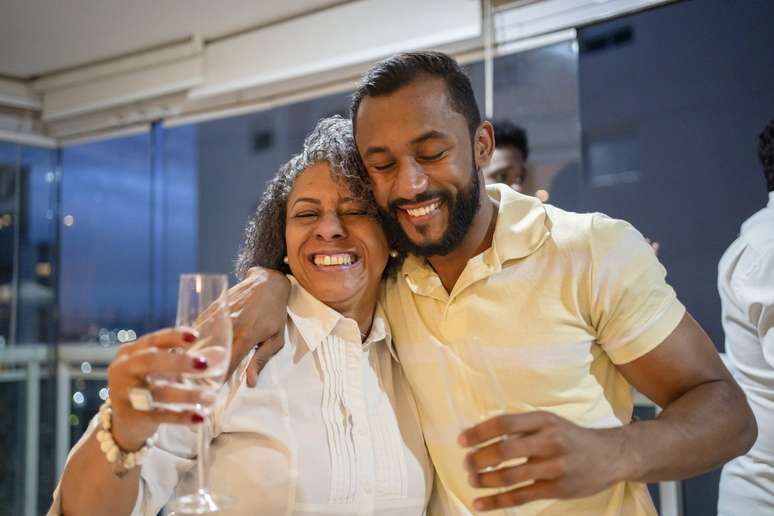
left=492, top=119, right=529, bottom=161
left=759, top=120, right=774, bottom=192
left=351, top=51, right=481, bottom=138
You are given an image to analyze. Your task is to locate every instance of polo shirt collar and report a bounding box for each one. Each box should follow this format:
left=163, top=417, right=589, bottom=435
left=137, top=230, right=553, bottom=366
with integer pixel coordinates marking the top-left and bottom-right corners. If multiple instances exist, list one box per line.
left=488, top=183, right=551, bottom=264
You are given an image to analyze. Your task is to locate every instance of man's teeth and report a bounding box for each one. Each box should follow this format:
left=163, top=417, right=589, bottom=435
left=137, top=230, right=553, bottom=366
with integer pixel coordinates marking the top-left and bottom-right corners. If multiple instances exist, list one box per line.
left=405, top=201, right=440, bottom=218
left=313, top=254, right=355, bottom=266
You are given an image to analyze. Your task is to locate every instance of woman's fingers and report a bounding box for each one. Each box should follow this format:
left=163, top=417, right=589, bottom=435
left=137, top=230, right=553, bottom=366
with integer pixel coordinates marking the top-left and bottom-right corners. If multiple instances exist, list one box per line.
left=115, top=345, right=208, bottom=384
left=148, top=382, right=216, bottom=408
left=114, top=328, right=197, bottom=358
left=134, top=409, right=206, bottom=426
left=111, top=408, right=206, bottom=450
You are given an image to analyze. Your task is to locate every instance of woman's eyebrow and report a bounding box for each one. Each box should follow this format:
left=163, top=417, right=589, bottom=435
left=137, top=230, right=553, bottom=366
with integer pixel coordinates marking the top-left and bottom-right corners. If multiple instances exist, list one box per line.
left=290, top=197, right=321, bottom=208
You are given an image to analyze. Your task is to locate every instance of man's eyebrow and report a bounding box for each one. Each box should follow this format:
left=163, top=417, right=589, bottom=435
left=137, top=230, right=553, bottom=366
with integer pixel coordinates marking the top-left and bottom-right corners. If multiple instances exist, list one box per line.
left=290, top=197, right=320, bottom=208
left=362, top=145, right=389, bottom=159
left=362, top=130, right=452, bottom=159
left=411, top=130, right=450, bottom=145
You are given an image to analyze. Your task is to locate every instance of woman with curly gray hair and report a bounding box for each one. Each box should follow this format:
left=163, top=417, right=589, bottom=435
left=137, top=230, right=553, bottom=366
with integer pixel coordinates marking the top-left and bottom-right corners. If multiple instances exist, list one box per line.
left=236, top=115, right=400, bottom=278
left=52, top=116, right=432, bottom=516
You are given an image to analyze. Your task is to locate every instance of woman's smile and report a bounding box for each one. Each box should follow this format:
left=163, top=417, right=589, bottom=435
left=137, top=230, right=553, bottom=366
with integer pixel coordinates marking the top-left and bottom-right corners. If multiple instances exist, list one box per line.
left=309, top=251, right=359, bottom=268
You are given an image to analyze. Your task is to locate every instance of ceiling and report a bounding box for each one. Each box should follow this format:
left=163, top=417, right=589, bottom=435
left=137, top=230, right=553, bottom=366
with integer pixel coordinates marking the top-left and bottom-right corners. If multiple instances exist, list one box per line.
left=0, top=0, right=348, bottom=79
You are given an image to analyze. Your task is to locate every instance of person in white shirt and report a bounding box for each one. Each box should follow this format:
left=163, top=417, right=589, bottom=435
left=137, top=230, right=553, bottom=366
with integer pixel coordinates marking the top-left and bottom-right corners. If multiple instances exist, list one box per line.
left=51, top=116, right=432, bottom=515
left=718, top=119, right=774, bottom=516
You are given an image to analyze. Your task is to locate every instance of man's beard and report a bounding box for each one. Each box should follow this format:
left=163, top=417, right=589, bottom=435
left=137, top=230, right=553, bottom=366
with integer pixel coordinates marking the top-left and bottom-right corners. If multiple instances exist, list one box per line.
left=378, top=167, right=481, bottom=257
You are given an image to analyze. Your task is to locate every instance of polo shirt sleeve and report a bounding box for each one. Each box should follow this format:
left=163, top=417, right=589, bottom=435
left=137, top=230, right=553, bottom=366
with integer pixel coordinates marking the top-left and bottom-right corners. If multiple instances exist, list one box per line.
left=588, top=213, right=686, bottom=364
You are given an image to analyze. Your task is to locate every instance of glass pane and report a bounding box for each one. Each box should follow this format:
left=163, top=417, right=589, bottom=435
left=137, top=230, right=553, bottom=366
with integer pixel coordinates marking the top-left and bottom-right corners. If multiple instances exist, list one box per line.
left=0, top=141, right=21, bottom=514
left=0, top=142, right=16, bottom=347
left=577, top=0, right=774, bottom=350
left=37, top=375, right=57, bottom=513
left=0, top=140, right=59, bottom=515
left=0, top=379, right=24, bottom=515
left=493, top=40, right=582, bottom=209
left=17, top=145, right=58, bottom=345
left=161, top=124, right=198, bottom=324
left=60, top=133, right=153, bottom=343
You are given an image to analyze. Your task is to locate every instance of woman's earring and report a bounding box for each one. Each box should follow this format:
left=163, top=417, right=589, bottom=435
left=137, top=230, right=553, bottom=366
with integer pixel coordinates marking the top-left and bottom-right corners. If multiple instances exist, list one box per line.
left=389, top=250, right=398, bottom=259
left=283, top=256, right=289, bottom=264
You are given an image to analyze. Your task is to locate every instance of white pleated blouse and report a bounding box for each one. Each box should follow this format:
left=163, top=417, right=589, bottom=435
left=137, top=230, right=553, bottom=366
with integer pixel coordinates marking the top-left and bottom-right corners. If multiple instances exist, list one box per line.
left=50, top=277, right=432, bottom=515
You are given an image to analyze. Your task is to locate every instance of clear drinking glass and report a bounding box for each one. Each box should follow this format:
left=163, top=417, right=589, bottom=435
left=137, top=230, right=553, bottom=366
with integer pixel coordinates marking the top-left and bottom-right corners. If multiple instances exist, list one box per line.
left=433, top=338, right=521, bottom=515
left=167, top=273, right=235, bottom=514
left=432, top=337, right=509, bottom=430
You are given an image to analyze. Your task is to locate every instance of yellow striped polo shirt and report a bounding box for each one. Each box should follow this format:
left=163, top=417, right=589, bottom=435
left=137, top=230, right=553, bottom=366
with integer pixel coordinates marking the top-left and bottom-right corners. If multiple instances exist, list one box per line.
left=382, top=184, right=685, bottom=516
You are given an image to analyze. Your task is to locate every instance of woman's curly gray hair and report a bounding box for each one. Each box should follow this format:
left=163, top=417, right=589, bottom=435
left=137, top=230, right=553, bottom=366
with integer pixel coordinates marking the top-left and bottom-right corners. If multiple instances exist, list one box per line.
left=236, top=116, right=399, bottom=279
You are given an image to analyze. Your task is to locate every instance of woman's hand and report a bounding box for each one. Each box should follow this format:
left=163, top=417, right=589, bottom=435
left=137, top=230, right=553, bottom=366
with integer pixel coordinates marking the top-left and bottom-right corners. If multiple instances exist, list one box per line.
left=106, top=328, right=213, bottom=451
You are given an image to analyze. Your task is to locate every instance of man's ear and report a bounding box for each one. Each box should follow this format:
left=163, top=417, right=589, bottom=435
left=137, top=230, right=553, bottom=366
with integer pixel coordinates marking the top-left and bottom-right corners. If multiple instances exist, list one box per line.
left=474, top=121, right=495, bottom=168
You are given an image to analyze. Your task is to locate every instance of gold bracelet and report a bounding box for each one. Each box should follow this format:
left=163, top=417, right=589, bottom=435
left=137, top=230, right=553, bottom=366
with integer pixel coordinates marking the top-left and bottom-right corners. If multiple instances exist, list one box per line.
left=96, top=398, right=158, bottom=478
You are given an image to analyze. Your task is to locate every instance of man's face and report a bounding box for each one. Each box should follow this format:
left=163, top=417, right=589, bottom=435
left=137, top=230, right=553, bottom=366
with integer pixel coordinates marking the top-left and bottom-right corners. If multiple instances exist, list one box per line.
left=484, top=146, right=526, bottom=191
left=354, top=77, right=491, bottom=256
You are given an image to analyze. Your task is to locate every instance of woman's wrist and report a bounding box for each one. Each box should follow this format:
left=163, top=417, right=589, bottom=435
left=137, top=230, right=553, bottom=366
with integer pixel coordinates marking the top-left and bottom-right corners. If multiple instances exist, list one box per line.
left=97, top=399, right=157, bottom=478
left=110, top=412, right=152, bottom=452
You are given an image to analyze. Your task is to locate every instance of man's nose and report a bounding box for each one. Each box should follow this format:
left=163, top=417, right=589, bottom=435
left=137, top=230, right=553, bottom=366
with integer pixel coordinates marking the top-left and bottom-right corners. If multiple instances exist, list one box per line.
left=394, top=158, right=429, bottom=200
left=315, top=211, right=346, bottom=240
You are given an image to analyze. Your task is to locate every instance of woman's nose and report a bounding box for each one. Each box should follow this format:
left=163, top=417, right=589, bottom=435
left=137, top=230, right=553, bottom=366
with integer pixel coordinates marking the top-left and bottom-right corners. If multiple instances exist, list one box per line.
left=315, top=212, right=346, bottom=240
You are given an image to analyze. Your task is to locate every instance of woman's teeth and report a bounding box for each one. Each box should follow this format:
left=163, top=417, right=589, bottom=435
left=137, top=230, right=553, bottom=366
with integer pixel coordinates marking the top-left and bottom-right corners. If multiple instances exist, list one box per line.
left=405, top=201, right=440, bottom=218
left=313, top=253, right=355, bottom=266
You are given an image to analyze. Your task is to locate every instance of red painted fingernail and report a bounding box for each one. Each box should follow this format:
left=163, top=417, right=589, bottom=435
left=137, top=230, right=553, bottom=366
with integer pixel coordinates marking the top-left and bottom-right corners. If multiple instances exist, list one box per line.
left=193, top=357, right=208, bottom=370
left=191, top=414, right=204, bottom=423
left=182, top=331, right=197, bottom=343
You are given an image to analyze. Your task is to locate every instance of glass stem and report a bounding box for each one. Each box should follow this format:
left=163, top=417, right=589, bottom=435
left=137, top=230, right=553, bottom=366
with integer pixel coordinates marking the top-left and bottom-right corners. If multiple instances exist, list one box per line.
left=196, top=414, right=210, bottom=495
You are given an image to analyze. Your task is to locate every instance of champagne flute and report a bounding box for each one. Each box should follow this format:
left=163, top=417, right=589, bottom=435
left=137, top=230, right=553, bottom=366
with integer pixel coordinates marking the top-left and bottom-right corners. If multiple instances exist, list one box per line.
left=167, top=273, right=235, bottom=514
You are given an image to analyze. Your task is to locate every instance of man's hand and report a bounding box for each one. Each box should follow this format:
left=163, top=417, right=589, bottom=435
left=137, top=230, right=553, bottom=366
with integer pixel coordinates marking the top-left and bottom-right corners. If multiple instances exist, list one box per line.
left=245, top=333, right=283, bottom=387
left=227, top=267, right=290, bottom=378
left=645, top=238, right=660, bottom=255
left=459, top=411, right=627, bottom=511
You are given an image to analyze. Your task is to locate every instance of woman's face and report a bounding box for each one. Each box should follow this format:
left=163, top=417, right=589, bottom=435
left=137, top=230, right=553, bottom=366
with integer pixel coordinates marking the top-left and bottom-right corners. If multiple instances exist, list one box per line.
left=285, top=162, right=389, bottom=310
